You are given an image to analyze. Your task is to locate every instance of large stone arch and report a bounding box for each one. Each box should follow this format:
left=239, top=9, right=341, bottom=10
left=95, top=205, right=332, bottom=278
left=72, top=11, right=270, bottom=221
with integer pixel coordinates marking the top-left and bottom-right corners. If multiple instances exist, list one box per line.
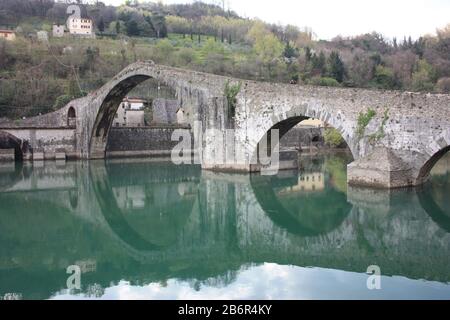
left=83, top=61, right=220, bottom=159
left=89, top=74, right=152, bottom=158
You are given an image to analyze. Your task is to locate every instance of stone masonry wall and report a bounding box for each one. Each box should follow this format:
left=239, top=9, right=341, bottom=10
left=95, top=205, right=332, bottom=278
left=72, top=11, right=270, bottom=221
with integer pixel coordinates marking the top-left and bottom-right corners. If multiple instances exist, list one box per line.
left=106, top=126, right=192, bottom=158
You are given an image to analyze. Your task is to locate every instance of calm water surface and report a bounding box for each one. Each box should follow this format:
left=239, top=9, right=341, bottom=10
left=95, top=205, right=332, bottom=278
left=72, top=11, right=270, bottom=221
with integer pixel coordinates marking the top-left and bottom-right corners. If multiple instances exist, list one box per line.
left=1, top=153, right=450, bottom=300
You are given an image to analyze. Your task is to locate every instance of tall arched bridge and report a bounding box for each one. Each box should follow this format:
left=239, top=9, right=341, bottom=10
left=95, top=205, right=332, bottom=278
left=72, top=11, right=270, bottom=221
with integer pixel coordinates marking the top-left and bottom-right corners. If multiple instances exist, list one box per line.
left=1, top=60, right=450, bottom=188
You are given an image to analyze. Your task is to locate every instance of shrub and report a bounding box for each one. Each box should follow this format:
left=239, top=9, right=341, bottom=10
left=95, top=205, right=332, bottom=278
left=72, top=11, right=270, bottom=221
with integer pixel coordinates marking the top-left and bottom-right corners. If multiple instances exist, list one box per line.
left=411, top=60, right=436, bottom=92
left=436, top=77, right=450, bottom=93
left=53, top=95, right=73, bottom=110
left=356, top=108, right=376, bottom=139
left=224, top=80, right=241, bottom=118
left=372, top=66, right=396, bottom=89
left=324, top=128, right=344, bottom=147
left=309, top=76, right=340, bottom=87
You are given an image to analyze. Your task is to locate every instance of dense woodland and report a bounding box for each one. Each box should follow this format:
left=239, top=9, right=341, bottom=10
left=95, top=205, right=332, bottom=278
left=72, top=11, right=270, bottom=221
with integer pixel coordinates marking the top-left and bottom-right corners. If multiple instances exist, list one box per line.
left=0, top=0, right=449, bottom=118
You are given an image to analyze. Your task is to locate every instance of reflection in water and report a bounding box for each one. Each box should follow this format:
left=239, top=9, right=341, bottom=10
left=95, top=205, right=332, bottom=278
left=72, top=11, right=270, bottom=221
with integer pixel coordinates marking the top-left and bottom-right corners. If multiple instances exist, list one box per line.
left=0, top=154, right=450, bottom=300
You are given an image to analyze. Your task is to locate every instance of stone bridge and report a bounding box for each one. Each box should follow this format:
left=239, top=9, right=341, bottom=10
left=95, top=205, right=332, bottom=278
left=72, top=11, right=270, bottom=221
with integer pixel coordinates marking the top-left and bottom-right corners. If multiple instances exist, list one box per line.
left=1, top=61, right=450, bottom=188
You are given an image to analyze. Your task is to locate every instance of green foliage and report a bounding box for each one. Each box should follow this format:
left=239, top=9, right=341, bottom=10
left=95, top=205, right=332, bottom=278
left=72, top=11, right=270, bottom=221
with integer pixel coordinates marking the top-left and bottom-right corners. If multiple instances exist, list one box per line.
left=283, top=42, right=298, bottom=59
left=372, top=65, right=396, bottom=89
left=254, top=33, right=284, bottom=65
left=53, top=95, right=73, bottom=110
left=368, top=108, right=389, bottom=144
left=311, top=51, right=327, bottom=76
left=224, top=80, right=242, bottom=118
left=324, top=128, right=344, bottom=147
left=126, top=20, right=140, bottom=36
left=357, top=108, right=377, bottom=139
left=309, top=77, right=340, bottom=87
left=411, top=59, right=436, bottom=92
left=327, top=51, right=345, bottom=83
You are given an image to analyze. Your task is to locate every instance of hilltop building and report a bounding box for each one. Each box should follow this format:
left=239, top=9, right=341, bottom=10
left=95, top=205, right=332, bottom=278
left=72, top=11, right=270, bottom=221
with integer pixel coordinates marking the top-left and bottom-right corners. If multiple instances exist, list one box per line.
left=0, top=30, right=15, bottom=41
left=52, top=25, right=65, bottom=38
left=67, top=18, right=93, bottom=37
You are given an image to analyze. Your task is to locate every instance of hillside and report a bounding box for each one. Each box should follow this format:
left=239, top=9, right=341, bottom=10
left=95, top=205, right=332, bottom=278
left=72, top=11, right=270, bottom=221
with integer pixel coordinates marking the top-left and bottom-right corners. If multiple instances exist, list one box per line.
left=0, top=0, right=449, bottom=119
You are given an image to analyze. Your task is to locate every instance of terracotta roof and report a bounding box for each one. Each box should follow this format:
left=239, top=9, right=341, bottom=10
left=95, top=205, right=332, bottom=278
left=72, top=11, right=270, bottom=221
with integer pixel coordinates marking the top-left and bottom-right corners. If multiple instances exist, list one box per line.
left=0, top=30, right=14, bottom=34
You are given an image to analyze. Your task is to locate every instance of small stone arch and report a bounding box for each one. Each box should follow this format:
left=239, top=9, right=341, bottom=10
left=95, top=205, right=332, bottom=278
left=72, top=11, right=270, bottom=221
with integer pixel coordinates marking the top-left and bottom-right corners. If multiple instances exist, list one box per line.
left=251, top=111, right=356, bottom=165
left=416, top=145, right=450, bottom=185
left=0, top=131, right=28, bottom=162
left=67, top=106, right=76, bottom=127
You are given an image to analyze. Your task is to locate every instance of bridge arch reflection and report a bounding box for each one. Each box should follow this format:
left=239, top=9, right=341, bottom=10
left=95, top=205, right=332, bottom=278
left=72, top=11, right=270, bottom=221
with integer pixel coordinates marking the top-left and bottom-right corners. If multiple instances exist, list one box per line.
left=90, top=160, right=201, bottom=252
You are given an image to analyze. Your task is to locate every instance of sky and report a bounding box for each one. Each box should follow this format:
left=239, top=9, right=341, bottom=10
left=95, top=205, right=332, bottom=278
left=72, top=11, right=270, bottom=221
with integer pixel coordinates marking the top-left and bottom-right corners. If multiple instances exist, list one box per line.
left=52, top=263, right=450, bottom=300
left=99, top=0, right=450, bottom=40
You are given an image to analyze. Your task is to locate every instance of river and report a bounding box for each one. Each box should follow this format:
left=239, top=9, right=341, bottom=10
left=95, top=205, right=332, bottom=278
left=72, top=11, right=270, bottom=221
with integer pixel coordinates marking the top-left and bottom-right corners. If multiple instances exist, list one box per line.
left=0, top=153, right=449, bottom=300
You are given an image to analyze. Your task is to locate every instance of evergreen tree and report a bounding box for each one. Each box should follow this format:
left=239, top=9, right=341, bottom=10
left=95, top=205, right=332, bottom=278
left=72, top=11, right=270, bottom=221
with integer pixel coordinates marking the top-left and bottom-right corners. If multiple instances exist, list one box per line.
left=312, top=51, right=326, bottom=76
left=305, top=46, right=312, bottom=62
left=115, top=20, right=121, bottom=34
left=328, top=51, right=345, bottom=82
left=98, top=18, right=105, bottom=33
left=126, top=20, right=139, bottom=36
left=283, top=41, right=297, bottom=59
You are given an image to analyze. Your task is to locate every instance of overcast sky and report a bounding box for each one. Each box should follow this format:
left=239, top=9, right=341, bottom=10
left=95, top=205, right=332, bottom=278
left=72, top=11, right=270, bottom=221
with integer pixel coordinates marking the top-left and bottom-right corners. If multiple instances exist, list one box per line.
left=100, top=0, right=450, bottom=40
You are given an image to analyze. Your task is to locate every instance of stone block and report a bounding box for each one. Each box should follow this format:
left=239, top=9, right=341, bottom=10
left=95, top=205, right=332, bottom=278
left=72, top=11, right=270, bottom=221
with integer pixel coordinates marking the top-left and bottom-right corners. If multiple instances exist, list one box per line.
left=0, top=149, right=15, bottom=162
left=55, top=152, right=66, bottom=161
left=33, top=152, right=45, bottom=162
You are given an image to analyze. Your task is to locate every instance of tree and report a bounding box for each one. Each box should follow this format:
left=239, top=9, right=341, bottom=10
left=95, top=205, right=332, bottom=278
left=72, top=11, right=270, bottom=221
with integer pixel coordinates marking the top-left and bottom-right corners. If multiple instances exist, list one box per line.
left=115, top=20, right=121, bottom=34
left=373, top=65, right=396, bottom=89
left=254, top=33, right=284, bottom=73
left=311, top=51, right=326, bottom=76
left=411, top=59, right=436, bottom=91
left=152, top=14, right=168, bottom=38
left=283, top=42, right=297, bottom=59
left=126, top=20, right=139, bottom=36
left=98, top=18, right=105, bottom=33
left=328, top=51, right=345, bottom=82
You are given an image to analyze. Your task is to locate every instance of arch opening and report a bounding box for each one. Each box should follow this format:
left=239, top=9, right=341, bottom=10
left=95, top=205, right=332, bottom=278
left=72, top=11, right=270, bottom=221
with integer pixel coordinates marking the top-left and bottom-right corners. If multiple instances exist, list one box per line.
left=252, top=116, right=354, bottom=168
left=67, top=107, right=76, bottom=127
left=0, top=131, right=27, bottom=162
left=417, top=151, right=450, bottom=232
left=90, top=74, right=180, bottom=159
left=417, top=146, right=450, bottom=184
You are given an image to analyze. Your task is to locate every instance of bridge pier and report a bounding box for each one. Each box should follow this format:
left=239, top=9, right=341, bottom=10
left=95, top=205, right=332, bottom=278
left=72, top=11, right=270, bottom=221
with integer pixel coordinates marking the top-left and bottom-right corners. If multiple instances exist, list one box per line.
left=347, top=147, right=419, bottom=189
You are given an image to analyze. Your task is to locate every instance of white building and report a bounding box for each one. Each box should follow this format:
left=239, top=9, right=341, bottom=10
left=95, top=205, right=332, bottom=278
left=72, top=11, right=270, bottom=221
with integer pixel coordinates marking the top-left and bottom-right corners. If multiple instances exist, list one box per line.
left=52, top=25, right=65, bottom=38
left=0, top=30, right=16, bottom=41
left=113, top=98, right=146, bottom=127
left=67, top=17, right=93, bottom=37
left=37, top=31, right=49, bottom=43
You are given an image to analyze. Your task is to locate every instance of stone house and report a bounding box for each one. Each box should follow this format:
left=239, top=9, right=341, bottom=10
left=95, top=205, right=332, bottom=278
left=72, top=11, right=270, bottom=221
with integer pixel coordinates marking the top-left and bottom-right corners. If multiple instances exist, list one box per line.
left=52, top=25, right=65, bottom=38
left=0, top=30, right=16, bottom=41
left=113, top=98, right=145, bottom=127
left=67, top=18, right=94, bottom=37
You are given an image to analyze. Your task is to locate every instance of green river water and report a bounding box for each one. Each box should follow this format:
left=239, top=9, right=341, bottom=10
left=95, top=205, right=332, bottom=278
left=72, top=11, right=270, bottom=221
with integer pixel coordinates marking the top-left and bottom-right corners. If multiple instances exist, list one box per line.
left=0, top=153, right=450, bottom=300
